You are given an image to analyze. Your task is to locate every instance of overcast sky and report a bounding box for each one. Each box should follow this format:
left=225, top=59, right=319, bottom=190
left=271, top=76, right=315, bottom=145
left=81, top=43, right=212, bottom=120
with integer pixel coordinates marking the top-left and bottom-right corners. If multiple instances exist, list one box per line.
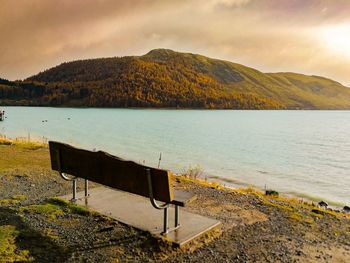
left=1, top=0, right=350, bottom=85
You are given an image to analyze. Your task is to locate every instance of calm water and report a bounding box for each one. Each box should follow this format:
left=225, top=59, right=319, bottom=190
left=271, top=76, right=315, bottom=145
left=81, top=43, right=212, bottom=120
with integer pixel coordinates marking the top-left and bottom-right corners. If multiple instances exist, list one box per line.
left=1, top=107, right=349, bottom=206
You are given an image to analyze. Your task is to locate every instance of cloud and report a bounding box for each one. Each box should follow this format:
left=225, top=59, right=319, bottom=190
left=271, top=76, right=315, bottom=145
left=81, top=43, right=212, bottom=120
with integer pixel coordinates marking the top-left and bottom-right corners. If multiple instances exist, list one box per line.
left=213, top=0, right=251, bottom=6
left=0, top=0, right=349, bottom=86
left=200, top=0, right=252, bottom=10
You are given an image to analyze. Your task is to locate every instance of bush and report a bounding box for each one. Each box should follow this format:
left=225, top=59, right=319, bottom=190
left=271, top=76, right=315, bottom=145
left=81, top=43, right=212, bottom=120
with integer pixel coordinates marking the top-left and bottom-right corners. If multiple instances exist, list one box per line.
left=181, top=165, right=204, bottom=179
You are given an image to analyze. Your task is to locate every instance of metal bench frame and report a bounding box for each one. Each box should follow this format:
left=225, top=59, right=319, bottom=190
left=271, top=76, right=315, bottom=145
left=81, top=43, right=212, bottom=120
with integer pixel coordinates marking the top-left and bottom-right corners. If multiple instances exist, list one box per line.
left=55, top=151, right=180, bottom=235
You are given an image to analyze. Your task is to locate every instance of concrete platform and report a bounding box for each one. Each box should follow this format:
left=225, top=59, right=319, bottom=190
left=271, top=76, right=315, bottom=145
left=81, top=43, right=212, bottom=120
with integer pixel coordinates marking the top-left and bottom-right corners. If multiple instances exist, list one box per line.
left=59, top=187, right=221, bottom=246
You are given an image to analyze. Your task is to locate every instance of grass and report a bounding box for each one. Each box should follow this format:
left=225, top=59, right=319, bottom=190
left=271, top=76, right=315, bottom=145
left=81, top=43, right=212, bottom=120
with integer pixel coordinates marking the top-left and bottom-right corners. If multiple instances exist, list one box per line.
left=311, top=207, right=350, bottom=219
left=180, top=165, right=204, bottom=180
left=11, top=194, right=27, bottom=201
left=0, top=137, right=47, bottom=150
left=0, top=138, right=50, bottom=174
left=0, top=225, right=33, bottom=262
left=176, top=174, right=225, bottom=190
left=262, top=198, right=294, bottom=212
left=48, top=197, right=94, bottom=216
left=289, top=212, right=314, bottom=225
left=20, top=197, right=94, bottom=220
left=0, top=199, right=20, bottom=206
left=233, top=186, right=263, bottom=195
left=20, top=203, right=64, bottom=220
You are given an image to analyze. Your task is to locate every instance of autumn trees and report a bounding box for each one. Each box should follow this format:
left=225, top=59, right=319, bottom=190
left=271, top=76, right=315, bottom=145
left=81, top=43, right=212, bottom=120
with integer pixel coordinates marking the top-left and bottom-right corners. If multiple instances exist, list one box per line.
left=0, top=52, right=284, bottom=109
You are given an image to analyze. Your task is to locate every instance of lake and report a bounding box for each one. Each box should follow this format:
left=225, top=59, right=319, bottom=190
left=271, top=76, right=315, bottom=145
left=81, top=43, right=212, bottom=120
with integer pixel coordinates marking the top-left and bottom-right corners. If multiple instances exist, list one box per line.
left=1, top=107, right=349, bottom=206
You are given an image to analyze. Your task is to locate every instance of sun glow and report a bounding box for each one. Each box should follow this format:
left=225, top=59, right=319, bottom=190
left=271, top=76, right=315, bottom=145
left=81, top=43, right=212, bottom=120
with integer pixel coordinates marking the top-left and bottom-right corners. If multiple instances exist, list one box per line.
left=320, top=24, right=350, bottom=58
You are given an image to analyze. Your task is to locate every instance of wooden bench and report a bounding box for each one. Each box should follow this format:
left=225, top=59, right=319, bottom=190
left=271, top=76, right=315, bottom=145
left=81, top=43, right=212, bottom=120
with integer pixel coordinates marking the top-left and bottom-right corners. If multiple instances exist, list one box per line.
left=49, top=141, right=196, bottom=234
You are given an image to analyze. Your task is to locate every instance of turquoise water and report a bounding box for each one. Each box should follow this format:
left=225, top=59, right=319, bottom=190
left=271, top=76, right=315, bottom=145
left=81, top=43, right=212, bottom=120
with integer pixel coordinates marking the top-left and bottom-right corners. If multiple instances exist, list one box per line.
left=1, top=107, right=349, bottom=206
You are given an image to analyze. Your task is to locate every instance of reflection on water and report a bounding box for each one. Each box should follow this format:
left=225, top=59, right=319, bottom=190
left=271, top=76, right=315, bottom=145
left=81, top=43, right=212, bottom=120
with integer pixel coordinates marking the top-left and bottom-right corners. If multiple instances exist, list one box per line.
left=1, top=107, right=349, bottom=205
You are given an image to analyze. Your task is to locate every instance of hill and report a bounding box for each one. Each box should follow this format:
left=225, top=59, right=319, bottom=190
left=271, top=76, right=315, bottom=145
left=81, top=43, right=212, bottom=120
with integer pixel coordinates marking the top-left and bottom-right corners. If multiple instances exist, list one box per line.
left=1, top=49, right=350, bottom=109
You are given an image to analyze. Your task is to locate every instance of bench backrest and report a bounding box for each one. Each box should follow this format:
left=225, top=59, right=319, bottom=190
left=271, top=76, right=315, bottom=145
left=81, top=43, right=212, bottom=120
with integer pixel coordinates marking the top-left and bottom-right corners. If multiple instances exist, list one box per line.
left=49, top=141, right=174, bottom=203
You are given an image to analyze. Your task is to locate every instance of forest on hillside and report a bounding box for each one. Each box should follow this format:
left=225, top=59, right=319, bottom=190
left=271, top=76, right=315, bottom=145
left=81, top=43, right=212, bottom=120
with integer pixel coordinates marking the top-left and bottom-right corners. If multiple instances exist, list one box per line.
left=1, top=49, right=350, bottom=110
left=0, top=56, right=283, bottom=109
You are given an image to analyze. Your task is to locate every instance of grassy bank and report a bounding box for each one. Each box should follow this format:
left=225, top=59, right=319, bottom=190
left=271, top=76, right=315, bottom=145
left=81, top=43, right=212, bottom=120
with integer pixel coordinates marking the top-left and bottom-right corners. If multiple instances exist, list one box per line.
left=0, top=137, right=49, bottom=174
left=0, top=141, right=349, bottom=262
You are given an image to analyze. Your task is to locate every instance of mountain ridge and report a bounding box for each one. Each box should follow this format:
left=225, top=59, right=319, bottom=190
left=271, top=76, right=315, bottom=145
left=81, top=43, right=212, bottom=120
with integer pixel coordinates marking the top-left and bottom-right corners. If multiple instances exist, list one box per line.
left=1, top=49, right=350, bottom=109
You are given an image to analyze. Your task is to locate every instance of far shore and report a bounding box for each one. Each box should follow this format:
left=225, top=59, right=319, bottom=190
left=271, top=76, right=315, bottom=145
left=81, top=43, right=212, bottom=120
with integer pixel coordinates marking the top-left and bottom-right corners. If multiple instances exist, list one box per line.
left=3, top=105, right=350, bottom=110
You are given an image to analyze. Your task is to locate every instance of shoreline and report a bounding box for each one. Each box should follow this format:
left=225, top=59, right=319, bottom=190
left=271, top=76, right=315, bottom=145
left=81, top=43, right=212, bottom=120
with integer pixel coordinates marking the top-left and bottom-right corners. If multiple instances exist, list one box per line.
left=209, top=175, right=348, bottom=209
left=0, top=141, right=350, bottom=261
left=185, top=174, right=349, bottom=213
left=1, top=135, right=348, bottom=211
left=3, top=106, right=350, bottom=111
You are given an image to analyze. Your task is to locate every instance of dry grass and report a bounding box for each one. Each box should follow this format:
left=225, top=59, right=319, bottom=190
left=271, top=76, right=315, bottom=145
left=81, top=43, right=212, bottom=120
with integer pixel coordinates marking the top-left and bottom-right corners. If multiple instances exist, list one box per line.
left=0, top=137, right=47, bottom=150
left=0, top=138, right=50, bottom=174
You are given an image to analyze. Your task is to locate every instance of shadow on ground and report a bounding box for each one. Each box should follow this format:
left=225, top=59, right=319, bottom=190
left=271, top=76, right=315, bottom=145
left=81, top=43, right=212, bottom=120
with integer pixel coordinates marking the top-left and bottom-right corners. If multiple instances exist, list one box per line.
left=0, top=207, right=71, bottom=262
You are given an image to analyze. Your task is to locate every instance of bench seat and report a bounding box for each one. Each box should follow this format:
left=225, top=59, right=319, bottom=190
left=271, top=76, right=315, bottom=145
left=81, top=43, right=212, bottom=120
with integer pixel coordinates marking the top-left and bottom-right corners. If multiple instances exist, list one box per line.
left=171, top=190, right=197, bottom=207
left=49, top=141, right=197, bottom=235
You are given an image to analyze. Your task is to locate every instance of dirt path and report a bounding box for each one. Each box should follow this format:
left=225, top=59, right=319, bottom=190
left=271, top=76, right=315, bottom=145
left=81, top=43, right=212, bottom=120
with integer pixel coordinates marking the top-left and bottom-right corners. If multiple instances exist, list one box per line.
left=0, top=144, right=349, bottom=262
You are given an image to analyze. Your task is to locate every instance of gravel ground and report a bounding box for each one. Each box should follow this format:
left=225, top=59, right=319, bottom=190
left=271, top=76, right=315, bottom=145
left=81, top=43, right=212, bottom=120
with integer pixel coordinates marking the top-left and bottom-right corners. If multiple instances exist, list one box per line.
left=1, top=145, right=350, bottom=262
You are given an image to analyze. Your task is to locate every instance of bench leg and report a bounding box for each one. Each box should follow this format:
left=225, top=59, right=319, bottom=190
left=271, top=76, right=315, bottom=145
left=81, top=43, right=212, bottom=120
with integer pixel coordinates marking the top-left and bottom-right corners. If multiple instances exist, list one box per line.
left=175, top=205, right=180, bottom=227
left=71, top=179, right=77, bottom=202
left=163, top=207, right=169, bottom=234
left=84, top=179, right=89, bottom=197
left=162, top=206, right=181, bottom=235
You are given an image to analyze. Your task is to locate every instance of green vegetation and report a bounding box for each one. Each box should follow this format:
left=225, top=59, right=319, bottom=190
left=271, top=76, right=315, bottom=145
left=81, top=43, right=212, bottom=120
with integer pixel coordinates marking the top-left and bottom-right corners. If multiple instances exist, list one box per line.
left=11, top=195, right=27, bottom=201
left=0, top=199, right=20, bottom=206
left=20, top=203, right=64, bottom=220
left=2, top=49, right=349, bottom=109
left=0, top=225, right=33, bottom=262
left=20, top=198, right=94, bottom=219
left=48, top=197, right=93, bottom=216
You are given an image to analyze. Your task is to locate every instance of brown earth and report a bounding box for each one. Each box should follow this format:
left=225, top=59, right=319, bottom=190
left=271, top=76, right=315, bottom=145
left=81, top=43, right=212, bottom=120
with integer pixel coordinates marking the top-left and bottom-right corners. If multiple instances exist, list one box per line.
left=0, top=143, right=349, bottom=262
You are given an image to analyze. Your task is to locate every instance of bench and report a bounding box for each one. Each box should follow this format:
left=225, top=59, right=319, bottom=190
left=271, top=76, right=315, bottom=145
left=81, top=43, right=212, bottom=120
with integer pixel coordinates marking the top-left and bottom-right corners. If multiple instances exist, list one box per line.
left=49, top=141, right=196, bottom=235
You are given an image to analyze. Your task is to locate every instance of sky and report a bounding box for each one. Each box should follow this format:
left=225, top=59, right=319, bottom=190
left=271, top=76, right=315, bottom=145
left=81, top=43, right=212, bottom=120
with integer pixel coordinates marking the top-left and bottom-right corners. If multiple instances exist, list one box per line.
left=1, top=0, right=350, bottom=86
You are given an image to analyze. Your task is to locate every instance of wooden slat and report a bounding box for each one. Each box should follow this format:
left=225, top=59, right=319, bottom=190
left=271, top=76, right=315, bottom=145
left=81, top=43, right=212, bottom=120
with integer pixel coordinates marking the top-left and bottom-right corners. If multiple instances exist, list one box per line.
left=171, top=190, right=197, bottom=207
left=49, top=141, right=174, bottom=203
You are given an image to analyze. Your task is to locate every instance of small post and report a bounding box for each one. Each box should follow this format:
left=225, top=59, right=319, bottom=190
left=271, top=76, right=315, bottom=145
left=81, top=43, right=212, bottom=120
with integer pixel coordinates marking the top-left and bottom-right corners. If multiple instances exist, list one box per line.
left=71, top=179, right=77, bottom=202
left=163, top=207, right=169, bottom=234
left=158, top=153, right=162, bottom=168
left=85, top=179, right=89, bottom=197
left=175, top=205, right=180, bottom=227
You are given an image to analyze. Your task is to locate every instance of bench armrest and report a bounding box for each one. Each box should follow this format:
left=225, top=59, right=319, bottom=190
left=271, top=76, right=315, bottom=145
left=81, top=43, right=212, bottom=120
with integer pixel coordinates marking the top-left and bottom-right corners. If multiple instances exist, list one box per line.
left=170, top=190, right=197, bottom=207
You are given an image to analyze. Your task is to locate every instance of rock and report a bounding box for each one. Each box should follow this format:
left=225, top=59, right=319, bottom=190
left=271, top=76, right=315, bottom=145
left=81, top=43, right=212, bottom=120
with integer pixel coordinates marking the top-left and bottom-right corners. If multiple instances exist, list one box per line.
left=318, top=201, right=328, bottom=208
left=312, top=209, right=326, bottom=215
left=98, top=226, right=114, bottom=232
left=265, top=190, right=279, bottom=196
left=343, top=206, right=350, bottom=213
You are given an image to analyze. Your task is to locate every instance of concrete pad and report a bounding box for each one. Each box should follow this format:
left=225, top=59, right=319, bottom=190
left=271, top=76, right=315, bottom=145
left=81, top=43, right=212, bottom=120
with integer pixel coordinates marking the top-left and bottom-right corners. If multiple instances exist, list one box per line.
left=59, top=187, right=221, bottom=246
